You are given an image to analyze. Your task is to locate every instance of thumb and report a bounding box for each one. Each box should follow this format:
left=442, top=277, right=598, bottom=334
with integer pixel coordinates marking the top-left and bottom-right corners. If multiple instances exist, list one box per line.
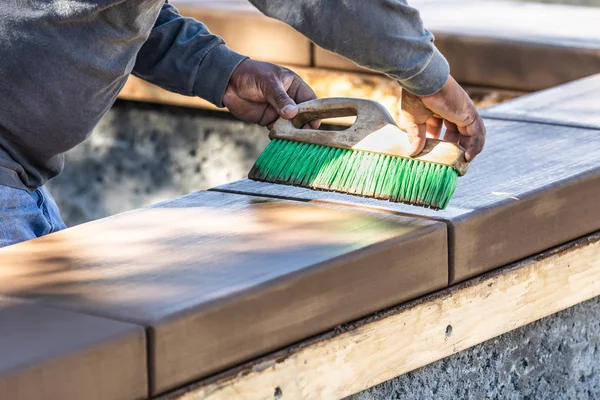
left=264, top=79, right=298, bottom=119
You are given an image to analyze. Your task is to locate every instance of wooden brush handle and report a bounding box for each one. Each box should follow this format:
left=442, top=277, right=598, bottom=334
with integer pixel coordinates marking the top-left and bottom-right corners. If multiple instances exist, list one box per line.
left=270, top=97, right=469, bottom=176
left=271, top=97, right=395, bottom=142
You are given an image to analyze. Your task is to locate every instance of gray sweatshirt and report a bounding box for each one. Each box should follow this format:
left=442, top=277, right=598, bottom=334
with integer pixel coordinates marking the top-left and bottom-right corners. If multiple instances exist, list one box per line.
left=0, top=1, right=448, bottom=192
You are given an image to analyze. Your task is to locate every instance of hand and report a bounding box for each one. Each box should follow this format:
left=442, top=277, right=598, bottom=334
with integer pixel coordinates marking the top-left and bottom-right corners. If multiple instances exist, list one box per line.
left=401, top=75, right=486, bottom=161
left=223, top=59, right=318, bottom=128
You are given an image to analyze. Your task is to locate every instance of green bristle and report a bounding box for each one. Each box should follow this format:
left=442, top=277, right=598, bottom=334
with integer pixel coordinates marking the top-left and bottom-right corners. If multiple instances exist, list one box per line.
left=249, top=139, right=459, bottom=210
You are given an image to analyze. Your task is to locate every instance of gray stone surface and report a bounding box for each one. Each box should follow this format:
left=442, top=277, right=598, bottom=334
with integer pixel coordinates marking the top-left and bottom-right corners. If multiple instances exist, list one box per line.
left=349, top=296, right=600, bottom=400
left=47, top=100, right=269, bottom=226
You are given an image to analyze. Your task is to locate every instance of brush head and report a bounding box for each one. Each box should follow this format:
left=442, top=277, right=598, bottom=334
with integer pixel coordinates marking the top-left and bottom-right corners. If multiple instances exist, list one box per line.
left=249, top=138, right=459, bottom=210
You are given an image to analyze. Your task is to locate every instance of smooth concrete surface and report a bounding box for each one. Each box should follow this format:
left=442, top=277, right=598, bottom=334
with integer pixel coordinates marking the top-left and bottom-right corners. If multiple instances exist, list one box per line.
left=481, top=73, right=600, bottom=128
left=0, top=191, right=447, bottom=395
left=348, top=295, right=600, bottom=400
left=214, top=118, right=600, bottom=283
left=0, top=297, right=147, bottom=400
left=314, top=0, right=600, bottom=91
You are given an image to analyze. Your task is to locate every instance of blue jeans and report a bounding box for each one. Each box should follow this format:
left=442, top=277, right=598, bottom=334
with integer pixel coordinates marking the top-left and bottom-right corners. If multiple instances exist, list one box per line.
left=0, top=185, right=67, bottom=248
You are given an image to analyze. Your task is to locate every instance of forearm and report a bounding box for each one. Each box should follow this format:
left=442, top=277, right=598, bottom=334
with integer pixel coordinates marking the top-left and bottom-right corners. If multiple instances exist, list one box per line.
left=132, top=4, right=247, bottom=106
left=249, top=0, right=449, bottom=96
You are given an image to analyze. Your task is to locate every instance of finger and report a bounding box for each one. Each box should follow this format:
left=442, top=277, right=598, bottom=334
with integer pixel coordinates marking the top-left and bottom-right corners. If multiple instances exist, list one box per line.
left=307, top=119, right=321, bottom=129
left=260, top=105, right=279, bottom=128
left=466, top=117, right=486, bottom=161
left=299, top=86, right=321, bottom=127
left=223, top=95, right=268, bottom=125
left=463, top=128, right=486, bottom=161
left=264, top=78, right=298, bottom=119
left=426, top=116, right=443, bottom=139
left=457, top=137, right=476, bottom=161
left=444, top=120, right=483, bottom=161
left=443, top=120, right=461, bottom=144
left=288, top=74, right=318, bottom=104
left=297, top=117, right=322, bottom=129
left=453, top=115, right=485, bottom=160
left=406, top=121, right=427, bottom=156
left=285, top=74, right=320, bottom=128
left=445, top=120, right=484, bottom=162
left=444, top=130, right=461, bottom=144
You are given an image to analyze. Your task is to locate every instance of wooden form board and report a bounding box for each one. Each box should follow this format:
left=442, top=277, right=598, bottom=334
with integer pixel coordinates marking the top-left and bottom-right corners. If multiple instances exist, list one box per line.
left=213, top=118, right=600, bottom=283
left=118, top=1, right=525, bottom=117
left=118, top=66, right=407, bottom=125
left=481, top=73, right=600, bottom=129
left=169, top=0, right=600, bottom=91
left=170, top=0, right=311, bottom=67
left=118, top=68, right=520, bottom=127
left=0, top=191, right=447, bottom=396
left=0, top=297, right=147, bottom=400
left=162, top=231, right=600, bottom=400
left=314, top=0, right=600, bottom=91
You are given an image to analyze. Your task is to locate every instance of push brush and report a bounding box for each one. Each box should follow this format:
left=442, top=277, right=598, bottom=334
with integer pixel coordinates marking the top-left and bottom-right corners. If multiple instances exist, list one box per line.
left=249, top=97, right=468, bottom=209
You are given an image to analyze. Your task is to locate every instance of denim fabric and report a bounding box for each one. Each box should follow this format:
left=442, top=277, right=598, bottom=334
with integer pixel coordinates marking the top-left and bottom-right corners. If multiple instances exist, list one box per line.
left=0, top=185, right=67, bottom=248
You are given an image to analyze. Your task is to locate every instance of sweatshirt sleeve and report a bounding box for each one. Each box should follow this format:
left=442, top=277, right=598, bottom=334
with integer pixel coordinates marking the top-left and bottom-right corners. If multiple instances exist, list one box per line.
left=132, top=3, right=247, bottom=107
left=248, top=0, right=449, bottom=96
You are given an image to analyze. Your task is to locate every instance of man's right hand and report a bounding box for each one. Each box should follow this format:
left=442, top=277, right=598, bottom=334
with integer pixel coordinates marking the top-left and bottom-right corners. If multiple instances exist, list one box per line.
left=401, top=75, right=486, bottom=162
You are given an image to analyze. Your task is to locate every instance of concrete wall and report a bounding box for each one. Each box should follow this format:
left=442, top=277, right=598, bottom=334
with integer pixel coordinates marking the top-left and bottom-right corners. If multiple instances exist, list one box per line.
left=47, top=100, right=269, bottom=226
left=350, top=296, right=600, bottom=400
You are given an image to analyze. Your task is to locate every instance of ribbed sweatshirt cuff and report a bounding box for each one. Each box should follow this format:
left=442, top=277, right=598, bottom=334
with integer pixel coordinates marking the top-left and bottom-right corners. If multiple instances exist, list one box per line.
left=398, top=47, right=450, bottom=96
left=193, top=44, right=248, bottom=107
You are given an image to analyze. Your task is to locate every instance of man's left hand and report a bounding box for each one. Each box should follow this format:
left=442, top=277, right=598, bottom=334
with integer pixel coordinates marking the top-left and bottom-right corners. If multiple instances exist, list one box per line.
left=223, top=59, right=318, bottom=128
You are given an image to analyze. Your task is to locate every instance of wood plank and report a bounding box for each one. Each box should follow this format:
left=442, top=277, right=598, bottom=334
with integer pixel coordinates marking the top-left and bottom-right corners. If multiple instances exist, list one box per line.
left=170, top=0, right=311, bottom=67
left=213, top=118, right=600, bottom=283
left=0, top=297, right=147, bottom=400
left=119, top=69, right=519, bottom=125
left=481, top=73, right=600, bottom=129
left=117, top=66, right=407, bottom=125
left=315, top=0, right=600, bottom=91
left=162, top=231, right=600, bottom=400
left=0, top=191, right=448, bottom=395
left=118, top=75, right=219, bottom=111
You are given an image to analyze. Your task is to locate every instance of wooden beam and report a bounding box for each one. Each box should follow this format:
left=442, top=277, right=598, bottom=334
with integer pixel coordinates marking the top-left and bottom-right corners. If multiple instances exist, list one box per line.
left=118, top=75, right=220, bottom=112
left=162, top=232, right=600, bottom=400
left=117, top=66, right=403, bottom=124
left=117, top=68, right=522, bottom=126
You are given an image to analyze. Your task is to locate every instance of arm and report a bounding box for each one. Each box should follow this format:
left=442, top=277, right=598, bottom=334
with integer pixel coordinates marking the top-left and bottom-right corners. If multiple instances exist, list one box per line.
left=133, top=3, right=317, bottom=126
left=132, top=3, right=247, bottom=107
left=250, top=0, right=486, bottom=160
left=248, top=0, right=447, bottom=96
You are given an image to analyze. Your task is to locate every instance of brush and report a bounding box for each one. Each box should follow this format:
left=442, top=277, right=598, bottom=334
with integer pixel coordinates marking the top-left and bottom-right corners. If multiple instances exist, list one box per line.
left=248, top=97, right=468, bottom=209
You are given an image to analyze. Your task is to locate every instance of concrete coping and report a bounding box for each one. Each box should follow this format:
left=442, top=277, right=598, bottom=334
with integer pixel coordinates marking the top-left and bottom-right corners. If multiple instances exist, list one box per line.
left=0, top=191, right=448, bottom=396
